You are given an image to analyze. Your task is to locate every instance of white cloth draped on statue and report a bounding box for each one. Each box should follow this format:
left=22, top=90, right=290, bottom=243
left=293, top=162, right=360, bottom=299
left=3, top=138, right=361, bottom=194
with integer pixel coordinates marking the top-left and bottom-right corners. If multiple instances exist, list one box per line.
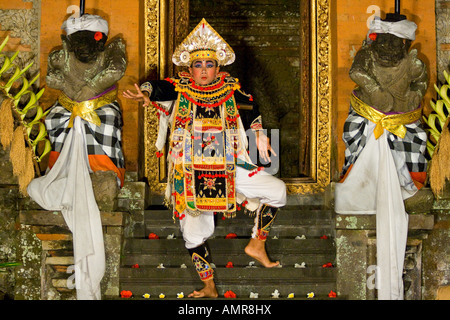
left=335, top=121, right=417, bottom=300
left=27, top=116, right=105, bottom=300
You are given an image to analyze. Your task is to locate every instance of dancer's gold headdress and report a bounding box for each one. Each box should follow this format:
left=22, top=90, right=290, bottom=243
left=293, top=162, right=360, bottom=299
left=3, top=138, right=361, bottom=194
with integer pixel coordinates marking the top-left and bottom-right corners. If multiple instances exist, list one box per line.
left=172, top=18, right=235, bottom=67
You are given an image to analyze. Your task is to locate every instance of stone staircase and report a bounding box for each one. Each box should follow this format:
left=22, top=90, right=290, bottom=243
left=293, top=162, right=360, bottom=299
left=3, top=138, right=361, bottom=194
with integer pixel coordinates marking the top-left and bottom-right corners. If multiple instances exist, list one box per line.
left=119, top=204, right=338, bottom=299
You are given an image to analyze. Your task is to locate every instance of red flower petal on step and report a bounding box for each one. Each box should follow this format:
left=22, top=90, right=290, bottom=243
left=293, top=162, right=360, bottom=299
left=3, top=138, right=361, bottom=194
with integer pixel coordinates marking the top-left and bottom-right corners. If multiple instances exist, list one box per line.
left=224, top=290, right=236, bottom=298
left=320, top=235, right=328, bottom=239
left=322, top=262, right=333, bottom=268
left=369, top=33, right=377, bottom=41
left=225, top=233, right=237, bottom=239
left=148, top=233, right=159, bottom=239
left=226, top=261, right=234, bottom=268
left=328, top=290, right=337, bottom=298
left=131, top=264, right=140, bottom=268
left=120, top=290, right=133, bottom=298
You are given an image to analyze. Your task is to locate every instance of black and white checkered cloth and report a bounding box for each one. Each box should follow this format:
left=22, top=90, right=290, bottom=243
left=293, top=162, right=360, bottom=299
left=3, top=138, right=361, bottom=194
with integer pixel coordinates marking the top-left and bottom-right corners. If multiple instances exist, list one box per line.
left=341, top=106, right=427, bottom=176
left=45, top=100, right=125, bottom=169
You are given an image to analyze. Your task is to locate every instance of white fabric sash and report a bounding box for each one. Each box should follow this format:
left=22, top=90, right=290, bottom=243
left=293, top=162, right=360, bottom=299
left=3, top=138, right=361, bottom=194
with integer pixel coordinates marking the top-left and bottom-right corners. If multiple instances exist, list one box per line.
left=28, top=116, right=105, bottom=300
left=335, top=122, right=416, bottom=300
left=368, top=19, right=417, bottom=41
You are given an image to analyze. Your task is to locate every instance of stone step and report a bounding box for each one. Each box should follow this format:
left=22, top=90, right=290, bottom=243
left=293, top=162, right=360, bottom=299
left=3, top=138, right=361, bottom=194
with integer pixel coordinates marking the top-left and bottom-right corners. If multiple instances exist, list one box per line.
left=123, top=239, right=335, bottom=256
left=121, top=252, right=334, bottom=268
left=119, top=267, right=337, bottom=298
left=143, top=207, right=335, bottom=238
left=144, top=207, right=333, bottom=223
left=144, top=224, right=333, bottom=239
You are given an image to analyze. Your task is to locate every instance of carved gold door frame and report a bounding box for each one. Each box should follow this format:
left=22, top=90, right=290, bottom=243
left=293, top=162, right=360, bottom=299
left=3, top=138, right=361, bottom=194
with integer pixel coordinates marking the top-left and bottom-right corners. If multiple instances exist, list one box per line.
left=141, top=0, right=334, bottom=195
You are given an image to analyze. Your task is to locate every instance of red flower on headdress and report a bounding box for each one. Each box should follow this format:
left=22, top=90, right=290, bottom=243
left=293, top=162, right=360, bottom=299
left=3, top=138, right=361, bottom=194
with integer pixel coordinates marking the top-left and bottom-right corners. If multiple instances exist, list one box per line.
left=94, top=32, right=103, bottom=41
left=369, top=33, right=377, bottom=41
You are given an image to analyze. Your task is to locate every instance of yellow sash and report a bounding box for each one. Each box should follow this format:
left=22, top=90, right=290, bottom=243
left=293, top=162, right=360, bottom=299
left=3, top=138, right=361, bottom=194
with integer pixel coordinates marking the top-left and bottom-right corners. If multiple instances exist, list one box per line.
left=58, top=88, right=118, bottom=128
left=350, top=93, right=422, bottom=139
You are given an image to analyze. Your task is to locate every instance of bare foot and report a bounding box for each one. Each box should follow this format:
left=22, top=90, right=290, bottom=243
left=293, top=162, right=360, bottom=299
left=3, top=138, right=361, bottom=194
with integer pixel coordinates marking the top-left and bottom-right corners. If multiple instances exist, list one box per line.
left=188, top=279, right=218, bottom=298
left=244, top=238, right=280, bottom=268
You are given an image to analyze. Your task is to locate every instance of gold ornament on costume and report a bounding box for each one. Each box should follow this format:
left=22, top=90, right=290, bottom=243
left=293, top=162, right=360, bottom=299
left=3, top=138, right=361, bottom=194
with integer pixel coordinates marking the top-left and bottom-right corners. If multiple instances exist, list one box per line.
left=172, top=18, right=235, bottom=67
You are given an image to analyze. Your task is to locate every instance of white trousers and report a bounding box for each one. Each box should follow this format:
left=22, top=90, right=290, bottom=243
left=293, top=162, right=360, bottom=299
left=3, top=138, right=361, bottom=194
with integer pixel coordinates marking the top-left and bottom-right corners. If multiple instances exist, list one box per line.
left=180, top=166, right=287, bottom=249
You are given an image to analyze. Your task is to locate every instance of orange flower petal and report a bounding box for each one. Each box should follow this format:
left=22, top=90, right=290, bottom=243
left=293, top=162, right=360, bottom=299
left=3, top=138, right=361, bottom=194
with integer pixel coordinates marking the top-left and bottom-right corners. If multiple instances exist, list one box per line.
left=224, top=290, right=236, bottom=298
left=148, top=233, right=160, bottom=239
left=120, top=290, right=133, bottom=298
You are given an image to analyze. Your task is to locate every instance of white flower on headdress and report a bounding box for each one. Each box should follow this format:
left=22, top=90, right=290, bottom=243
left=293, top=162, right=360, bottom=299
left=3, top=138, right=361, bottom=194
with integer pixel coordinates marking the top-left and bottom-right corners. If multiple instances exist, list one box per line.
left=217, top=49, right=226, bottom=62
left=180, top=51, right=190, bottom=64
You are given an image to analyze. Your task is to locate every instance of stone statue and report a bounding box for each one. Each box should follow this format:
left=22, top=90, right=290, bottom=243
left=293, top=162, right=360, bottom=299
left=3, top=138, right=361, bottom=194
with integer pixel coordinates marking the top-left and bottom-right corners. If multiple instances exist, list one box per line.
left=27, top=14, right=127, bottom=300
left=335, top=15, right=429, bottom=300
left=350, top=23, right=427, bottom=113
left=47, top=25, right=126, bottom=102
left=44, top=13, right=126, bottom=186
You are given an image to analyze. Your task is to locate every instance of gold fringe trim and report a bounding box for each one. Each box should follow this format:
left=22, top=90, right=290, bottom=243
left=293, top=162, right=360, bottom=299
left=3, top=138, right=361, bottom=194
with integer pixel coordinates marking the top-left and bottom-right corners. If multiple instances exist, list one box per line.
left=10, top=126, right=26, bottom=177
left=17, top=147, right=35, bottom=196
left=0, top=98, right=14, bottom=148
left=429, top=117, right=450, bottom=197
left=9, top=126, right=35, bottom=196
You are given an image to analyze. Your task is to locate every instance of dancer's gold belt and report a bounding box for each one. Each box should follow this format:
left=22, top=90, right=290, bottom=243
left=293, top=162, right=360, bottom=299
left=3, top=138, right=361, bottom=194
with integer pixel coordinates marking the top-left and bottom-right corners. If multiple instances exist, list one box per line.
left=350, top=92, right=422, bottom=139
left=58, top=87, right=118, bottom=128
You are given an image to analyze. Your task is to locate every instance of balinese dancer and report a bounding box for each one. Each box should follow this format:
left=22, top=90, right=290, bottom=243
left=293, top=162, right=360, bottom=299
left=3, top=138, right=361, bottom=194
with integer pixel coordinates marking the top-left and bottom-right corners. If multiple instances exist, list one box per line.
left=335, top=13, right=428, bottom=300
left=123, top=18, right=286, bottom=298
left=28, top=13, right=127, bottom=300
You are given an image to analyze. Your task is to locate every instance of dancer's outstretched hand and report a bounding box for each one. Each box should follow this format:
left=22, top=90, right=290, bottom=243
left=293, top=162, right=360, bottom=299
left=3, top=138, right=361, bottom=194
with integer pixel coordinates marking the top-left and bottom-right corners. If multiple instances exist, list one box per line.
left=122, top=83, right=150, bottom=107
left=255, top=131, right=276, bottom=163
